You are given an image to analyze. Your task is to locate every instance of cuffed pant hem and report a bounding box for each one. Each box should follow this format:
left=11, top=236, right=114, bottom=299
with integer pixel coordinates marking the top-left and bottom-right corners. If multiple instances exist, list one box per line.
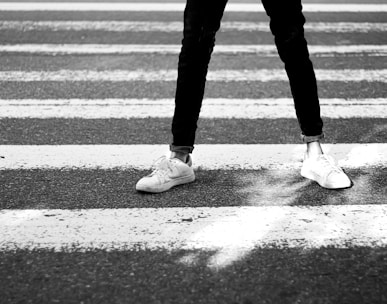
left=170, top=144, right=194, bottom=154
left=302, top=133, right=325, bottom=143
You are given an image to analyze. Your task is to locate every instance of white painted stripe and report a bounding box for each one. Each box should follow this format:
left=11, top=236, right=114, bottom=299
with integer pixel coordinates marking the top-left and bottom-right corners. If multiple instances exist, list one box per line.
left=0, top=69, right=386, bottom=82
left=0, top=3, right=386, bottom=12
left=1, top=98, right=386, bottom=119
left=1, top=205, right=386, bottom=252
left=1, top=144, right=386, bottom=170
left=1, top=21, right=386, bottom=33
left=2, top=44, right=387, bottom=57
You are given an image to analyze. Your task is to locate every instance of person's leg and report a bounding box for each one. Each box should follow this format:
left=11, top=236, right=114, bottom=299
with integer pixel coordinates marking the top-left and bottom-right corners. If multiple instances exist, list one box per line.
left=136, top=0, right=228, bottom=192
left=171, top=0, right=228, bottom=161
left=261, top=0, right=351, bottom=189
left=261, top=0, right=324, bottom=146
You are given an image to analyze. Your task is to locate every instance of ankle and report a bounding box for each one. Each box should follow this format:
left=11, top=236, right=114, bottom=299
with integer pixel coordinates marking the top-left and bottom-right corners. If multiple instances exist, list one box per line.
left=170, top=151, right=189, bottom=163
left=306, top=141, right=324, bottom=159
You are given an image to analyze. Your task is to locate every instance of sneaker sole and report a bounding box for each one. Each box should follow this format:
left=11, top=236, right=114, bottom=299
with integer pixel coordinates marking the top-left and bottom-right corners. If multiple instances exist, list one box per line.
left=136, top=173, right=195, bottom=193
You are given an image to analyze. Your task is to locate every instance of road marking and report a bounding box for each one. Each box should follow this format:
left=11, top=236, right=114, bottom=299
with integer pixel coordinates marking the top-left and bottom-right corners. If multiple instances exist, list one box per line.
left=0, top=69, right=386, bottom=82
left=0, top=3, right=386, bottom=12
left=1, top=98, right=386, bottom=119
left=1, top=144, right=386, bottom=170
left=1, top=21, right=386, bottom=33
left=2, top=44, right=387, bottom=57
left=1, top=205, right=386, bottom=252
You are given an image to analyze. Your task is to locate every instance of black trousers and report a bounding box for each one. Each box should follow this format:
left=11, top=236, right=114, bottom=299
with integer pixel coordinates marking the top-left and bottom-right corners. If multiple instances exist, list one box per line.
left=171, top=0, right=324, bottom=154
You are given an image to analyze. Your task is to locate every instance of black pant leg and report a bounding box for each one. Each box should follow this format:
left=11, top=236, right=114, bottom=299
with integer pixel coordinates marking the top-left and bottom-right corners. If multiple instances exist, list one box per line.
left=171, top=0, right=228, bottom=152
left=261, top=0, right=324, bottom=139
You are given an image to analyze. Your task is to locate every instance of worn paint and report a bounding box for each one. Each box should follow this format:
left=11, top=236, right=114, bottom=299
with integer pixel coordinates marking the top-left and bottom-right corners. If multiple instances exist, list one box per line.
left=0, top=144, right=386, bottom=170
left=1, top=44, right=386, bottom=57
left=0, top=21, right=385, bottom=33
left=0, top=3, right=386, bottom=12
left=0, top=98, right=386, bottom=119
left=0, top=205, right=386, bottom=251
left=0, top=69, right=386, bottom=82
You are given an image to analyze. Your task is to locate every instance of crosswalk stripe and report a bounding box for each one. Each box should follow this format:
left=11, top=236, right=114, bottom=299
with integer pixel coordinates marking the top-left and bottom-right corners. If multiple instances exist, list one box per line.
left=1, top=21, right=386, bottom=33
left=1, top=205, right=386, bottom=252
left=2, top=44, right=386, bottom=57
left=1, top=144, right=386, bottom=170
left=0, top=3, right=386, bottom=12
left=0, top=69, right=386, bottom=82
left=1, top=98, right=386, bottom=119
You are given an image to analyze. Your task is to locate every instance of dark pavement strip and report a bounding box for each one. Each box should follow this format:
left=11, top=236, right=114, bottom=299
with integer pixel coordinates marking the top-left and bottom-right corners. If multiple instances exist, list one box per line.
left=0, top=247, right=386, bottom=304
left=0, top=81, right=385, bottom=99
left=0, top=168, right=386, bottom=209
left=1, top=11, right=386, bottom=22
left=0, top=54, right=385, bottom=71
left=1, top=31, right=385, bottom=45
left=1, top=118, right=387, bottom=145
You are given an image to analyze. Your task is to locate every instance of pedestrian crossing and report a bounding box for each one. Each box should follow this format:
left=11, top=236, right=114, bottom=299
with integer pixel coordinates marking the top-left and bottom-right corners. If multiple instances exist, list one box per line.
left=1, top=2, right=387, bottom=12
left=1, top=144, right=387, bottom=170
left=2, top=20, right=387, bottom=32
left=2, top=205, right=387, bottom=251
left=1, top=98, right=386, bottom=119
left=0, top=3, right=386, bottom=299
left=1, top=68, right=386, bottom=82
left=2, top=44, right=387, bottom=56
left=0, top=0, right=386, bottom=266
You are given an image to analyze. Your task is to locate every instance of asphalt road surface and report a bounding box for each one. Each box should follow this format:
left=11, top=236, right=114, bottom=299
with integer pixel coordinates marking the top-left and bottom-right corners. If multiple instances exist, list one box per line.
left=0, top=0, right=387, bottom=303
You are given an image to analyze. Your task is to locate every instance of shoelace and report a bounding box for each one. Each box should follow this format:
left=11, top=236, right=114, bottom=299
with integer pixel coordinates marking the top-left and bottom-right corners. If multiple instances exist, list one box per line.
left=316, top=155, right=343, bottom=176
left=149, top=156, right=176, bottom=182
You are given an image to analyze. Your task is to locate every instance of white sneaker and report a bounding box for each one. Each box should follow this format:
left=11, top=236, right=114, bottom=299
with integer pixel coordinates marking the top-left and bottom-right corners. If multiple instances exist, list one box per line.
left=136, top=155, right=195, bottom=193
left=301, top=154, right=351, bottom=189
